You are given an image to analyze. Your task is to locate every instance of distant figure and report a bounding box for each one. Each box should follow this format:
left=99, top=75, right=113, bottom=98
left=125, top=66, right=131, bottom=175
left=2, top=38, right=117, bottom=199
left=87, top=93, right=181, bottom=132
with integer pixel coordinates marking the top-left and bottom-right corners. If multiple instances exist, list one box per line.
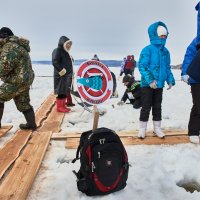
left=52, top=36, right=75, bottom=113
left=117, top=75, right=142, bottom=109
left=92, top=54, right=100, bottom=61
left=0, top=27, right=36, bottom=130
left=119, top=57, right=127, bottom=77
left=110, top=70, right=118, bottom=98
left=130, top=55, right=137, bottom=76
left=120, top=55, right=136, bottom=77
left=138, top=21, right=175, bottom=139
left=181, top=2, right=200, bottom=144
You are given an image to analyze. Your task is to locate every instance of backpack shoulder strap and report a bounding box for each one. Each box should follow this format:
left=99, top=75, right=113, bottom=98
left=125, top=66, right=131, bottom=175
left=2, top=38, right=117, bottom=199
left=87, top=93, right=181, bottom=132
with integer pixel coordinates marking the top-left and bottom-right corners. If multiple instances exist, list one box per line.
left=72, top=144, right=81, bottom=163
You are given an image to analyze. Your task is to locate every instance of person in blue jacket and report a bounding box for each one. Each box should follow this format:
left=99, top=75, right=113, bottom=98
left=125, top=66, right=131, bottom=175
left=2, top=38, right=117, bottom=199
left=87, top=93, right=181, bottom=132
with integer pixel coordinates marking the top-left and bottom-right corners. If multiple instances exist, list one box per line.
left=138, top=21, right=175, bottom=139
left=181, top=2, right=200, bottom=144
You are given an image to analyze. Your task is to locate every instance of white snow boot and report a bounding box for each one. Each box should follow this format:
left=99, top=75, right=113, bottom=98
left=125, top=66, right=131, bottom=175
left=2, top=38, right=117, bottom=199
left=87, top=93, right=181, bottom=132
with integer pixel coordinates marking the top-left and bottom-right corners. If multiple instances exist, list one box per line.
left=138, top=121, right=148, bottom=139
left=153, top=121, right=165, bottom=138
left=189, top=136, right=199, bottom=144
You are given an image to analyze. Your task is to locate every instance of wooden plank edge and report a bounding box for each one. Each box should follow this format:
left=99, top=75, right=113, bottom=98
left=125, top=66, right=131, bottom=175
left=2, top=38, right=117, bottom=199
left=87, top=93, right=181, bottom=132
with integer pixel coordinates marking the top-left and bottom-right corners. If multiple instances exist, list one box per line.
left=0, top=125, right=13, bottom=138
left=52, top=130, right=187, bottom=140
left=65, top=135, right=190, bottom=149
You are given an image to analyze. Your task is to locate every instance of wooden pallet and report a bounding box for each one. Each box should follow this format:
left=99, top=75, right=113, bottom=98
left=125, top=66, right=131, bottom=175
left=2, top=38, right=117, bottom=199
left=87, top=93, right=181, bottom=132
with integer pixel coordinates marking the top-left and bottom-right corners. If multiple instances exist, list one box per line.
left=0, top=125, right=13, bottom=138
left=65, top=130, right=188, bottom=149
left=0, top=93, right=55, bottom=180
left=0, top=131, right=52, bottom=200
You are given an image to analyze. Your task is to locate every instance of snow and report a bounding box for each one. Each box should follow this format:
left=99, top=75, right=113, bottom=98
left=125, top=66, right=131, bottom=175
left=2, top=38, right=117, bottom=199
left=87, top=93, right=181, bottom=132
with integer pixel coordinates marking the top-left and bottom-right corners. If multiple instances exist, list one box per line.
left=1, top=64, right=200, bottom=200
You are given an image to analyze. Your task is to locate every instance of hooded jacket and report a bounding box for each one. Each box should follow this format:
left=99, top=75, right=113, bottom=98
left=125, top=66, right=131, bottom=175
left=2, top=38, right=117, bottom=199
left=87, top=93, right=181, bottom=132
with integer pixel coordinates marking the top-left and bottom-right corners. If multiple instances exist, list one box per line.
left=182, top=2, right=200, bottom=84
left=52, top=36, right=73, bottom=95
left=0, top=36, right=34, bottom=86
left=138, top=21, right=175, bottom=88
left=52, top=36, right=73, bottom=75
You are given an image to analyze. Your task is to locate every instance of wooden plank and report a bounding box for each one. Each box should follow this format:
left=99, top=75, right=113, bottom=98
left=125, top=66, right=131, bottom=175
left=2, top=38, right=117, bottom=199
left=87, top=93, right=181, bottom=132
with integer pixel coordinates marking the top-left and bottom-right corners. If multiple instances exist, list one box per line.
left=53, top=129, right=187, bottom=140
left=38, top=106, right=65, bottom=132
left=65, top=135, right=189, bottom=149
left=35, top=93, right=55, bottom=127
left=0, top=125, right=13, bottom=138
left=0, top=130, right=32, bottom=180
left=0, top=93, right=55, bottom=180
left=0, top=131, right=52, bottom=200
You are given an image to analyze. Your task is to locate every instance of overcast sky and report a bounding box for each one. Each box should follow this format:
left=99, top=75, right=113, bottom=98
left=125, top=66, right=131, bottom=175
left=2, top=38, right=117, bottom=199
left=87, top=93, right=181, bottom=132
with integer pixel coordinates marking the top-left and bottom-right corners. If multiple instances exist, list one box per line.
left=0, top=0, right=199, bottom=64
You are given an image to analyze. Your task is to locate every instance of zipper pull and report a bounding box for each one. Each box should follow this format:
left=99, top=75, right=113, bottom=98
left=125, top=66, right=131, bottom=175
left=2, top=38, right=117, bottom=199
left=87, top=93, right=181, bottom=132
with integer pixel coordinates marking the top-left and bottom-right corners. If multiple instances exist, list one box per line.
left=92, top=162, right=96, bottom=172
left=98, top=152, right=101, bottom=159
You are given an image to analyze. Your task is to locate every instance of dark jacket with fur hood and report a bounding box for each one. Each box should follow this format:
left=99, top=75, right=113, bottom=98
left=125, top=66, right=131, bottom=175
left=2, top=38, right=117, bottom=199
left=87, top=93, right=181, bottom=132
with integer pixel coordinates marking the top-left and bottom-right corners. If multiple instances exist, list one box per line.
left=52, top=36, right=73, bottom=95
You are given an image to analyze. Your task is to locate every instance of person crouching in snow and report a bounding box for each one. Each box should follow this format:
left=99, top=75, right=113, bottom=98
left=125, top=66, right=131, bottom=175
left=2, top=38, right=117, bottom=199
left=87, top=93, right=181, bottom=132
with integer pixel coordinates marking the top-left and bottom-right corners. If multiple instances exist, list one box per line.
left=52, top=36, right=75, bottom=113
left=117, top=75, right=142, bottom=109
left=181, top=2, right=200, bottom=144
left=138, top=21, right=175, bottom=139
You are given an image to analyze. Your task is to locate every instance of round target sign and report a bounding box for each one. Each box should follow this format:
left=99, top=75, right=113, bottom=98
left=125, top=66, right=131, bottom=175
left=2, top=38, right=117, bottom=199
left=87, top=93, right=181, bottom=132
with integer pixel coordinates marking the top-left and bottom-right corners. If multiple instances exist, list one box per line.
left=76, top=60, right=113, bottom=105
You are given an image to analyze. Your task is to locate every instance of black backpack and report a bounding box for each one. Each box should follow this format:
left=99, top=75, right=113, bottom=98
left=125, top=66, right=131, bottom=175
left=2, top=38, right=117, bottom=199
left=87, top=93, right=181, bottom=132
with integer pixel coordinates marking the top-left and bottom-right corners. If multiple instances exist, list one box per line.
left=72, top=127, right=129, bottom=196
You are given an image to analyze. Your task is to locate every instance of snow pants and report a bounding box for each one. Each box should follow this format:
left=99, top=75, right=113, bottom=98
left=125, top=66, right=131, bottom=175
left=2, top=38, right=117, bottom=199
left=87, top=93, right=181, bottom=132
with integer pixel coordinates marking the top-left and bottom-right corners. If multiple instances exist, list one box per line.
left=139, top=87, right=163, bottom=122
left=188, top=84, right=200, bottom=136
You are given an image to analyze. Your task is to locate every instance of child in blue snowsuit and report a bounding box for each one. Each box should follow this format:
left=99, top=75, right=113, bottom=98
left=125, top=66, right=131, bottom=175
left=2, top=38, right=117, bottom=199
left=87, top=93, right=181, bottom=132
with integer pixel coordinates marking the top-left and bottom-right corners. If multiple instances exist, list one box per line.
left=138, top=21, right=175, bottom=139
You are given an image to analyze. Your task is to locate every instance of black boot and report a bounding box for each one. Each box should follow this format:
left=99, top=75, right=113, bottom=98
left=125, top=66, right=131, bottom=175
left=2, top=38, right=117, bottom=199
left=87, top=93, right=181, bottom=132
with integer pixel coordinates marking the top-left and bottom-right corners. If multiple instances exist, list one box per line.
left=0, top=103, right=4, bottom=128
left=19, top=107, right=37, bottom=130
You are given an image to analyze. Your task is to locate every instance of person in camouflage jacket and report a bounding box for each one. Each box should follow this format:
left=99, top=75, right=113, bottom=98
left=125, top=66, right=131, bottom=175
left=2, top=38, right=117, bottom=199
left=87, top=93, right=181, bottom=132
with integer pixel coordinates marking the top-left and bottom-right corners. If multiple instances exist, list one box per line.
left=0, top=27, right=36, bottom=130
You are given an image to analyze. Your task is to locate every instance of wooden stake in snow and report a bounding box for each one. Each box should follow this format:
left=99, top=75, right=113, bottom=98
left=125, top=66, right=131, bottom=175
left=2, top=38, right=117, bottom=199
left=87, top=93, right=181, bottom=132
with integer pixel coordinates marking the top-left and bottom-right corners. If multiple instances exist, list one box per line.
left=92, top=105, right=99, bottom=132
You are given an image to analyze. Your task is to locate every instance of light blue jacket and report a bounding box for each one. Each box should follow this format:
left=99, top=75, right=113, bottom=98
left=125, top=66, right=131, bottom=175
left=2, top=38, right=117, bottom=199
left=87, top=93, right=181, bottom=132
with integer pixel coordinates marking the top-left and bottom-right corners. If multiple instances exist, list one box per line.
left=138, top=21, right=175, bottom=88
left=182, top=2, right=200, bottom=84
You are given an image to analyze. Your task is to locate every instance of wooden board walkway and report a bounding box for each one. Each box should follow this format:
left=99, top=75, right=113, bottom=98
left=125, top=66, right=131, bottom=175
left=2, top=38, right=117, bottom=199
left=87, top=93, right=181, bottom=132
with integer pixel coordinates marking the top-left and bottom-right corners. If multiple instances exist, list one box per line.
left=0, top=93, right=66, bottom=200
left=0, top=131, right=52, bottom=200
left=0, top=93, right=55, bottom=180
left=52, top=129, right=187, bottom=140
left=64, top=130, right=189, bottom=149
left=0, top=125, right=13, bottom=138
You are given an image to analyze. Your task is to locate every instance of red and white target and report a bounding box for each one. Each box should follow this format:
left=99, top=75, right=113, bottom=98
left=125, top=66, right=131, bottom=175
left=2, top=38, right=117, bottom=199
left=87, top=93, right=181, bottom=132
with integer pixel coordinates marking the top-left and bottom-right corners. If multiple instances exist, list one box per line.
left=76, top=60, right=113, bottom=105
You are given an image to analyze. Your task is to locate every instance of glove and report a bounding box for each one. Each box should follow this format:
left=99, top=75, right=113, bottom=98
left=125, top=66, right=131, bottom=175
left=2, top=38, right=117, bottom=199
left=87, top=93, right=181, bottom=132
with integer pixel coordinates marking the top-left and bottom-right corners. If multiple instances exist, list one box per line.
left=167, top=84, right=173, bottom=90
left=59, top=68, right=67, bottom=76
left=149, top=80, right=157, bottom=89
left=117, top=101, right=124, bottom=106
left=181, top=75, right=189, bottom=83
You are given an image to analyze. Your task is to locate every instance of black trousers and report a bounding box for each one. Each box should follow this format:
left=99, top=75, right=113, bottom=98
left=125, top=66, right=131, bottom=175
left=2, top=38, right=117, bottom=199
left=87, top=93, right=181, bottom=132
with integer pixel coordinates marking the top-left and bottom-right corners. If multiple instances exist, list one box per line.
left=140, top=87, right=163, bottom=122
left=188, top=84, right=200, bottom=136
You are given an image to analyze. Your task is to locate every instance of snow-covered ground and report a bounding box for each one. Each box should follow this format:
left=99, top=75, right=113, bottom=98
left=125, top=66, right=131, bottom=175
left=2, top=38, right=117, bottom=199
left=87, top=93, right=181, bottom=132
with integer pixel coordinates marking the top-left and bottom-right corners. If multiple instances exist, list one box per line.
left=1, top=64, right=200, bottom=200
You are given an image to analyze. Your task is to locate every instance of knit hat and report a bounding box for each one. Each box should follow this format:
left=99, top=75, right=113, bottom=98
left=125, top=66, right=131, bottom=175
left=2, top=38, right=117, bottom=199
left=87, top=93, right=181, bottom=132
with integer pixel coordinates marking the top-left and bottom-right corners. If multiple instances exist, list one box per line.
left=122, top=75, right=135, bottom=83
left=157, top=26, right=167, bottom=37
left=0, top=27, right=14, bottom=38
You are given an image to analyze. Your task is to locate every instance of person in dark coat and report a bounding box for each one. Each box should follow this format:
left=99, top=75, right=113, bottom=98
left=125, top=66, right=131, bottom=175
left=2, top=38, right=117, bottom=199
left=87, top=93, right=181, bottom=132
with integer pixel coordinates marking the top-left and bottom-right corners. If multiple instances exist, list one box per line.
left=52, top=36, right=75, bottom=113
left=181, top=2, right=200, bottom=144
left=117, top=75, right=142, bottom=109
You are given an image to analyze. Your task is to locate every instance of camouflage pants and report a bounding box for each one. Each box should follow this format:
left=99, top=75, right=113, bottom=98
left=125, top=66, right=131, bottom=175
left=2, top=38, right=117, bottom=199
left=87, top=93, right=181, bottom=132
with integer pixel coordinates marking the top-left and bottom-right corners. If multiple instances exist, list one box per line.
left=0, top=82, right=32, bottom=112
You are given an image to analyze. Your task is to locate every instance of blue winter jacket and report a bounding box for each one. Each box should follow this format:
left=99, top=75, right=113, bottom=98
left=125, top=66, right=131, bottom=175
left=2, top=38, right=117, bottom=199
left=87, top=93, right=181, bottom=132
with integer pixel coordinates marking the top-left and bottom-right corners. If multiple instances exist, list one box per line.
left=182, top=2, right=200, bottom=84
left=138, top=21, right=175, bottom=88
